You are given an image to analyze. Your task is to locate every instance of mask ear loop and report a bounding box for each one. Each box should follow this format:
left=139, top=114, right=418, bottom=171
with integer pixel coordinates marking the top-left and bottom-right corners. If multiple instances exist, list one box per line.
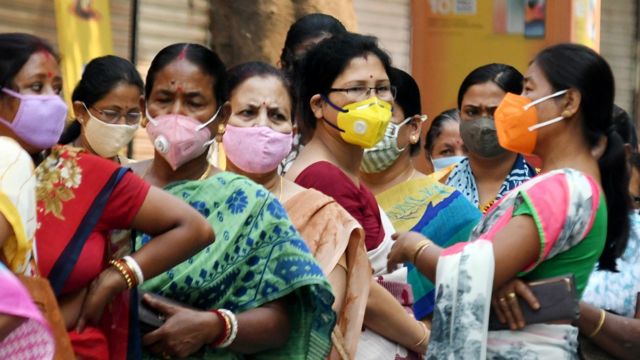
left=523, top=89, right=569, bottom=132
left=200, top=106, right=224, bottom=147
left=320, top=94, right=347, bottom=132
left=144, top=108, right=158, bottom=126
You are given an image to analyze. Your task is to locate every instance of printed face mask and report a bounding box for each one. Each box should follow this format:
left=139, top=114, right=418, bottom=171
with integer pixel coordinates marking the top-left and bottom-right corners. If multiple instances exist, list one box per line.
left=82, top=103, right=138, bottom=158
left=322, top=95, right=393, bottom=149
left=223, top=125, right=293, bottom=174
left=494, top=90, right=568, bottom=155
left=360, top=116, right=412, bottom=173
left=432, top=155, right=466, bottom=172
left=0, top=88, right=68, bottom=149
left=145, top=107, right=221, bottom=170
left=459, top=116, right=506, bottom=158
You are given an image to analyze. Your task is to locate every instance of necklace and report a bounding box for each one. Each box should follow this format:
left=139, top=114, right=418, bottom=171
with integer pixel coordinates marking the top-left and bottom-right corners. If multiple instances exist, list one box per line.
left=480, top=199, right=496, bottom=214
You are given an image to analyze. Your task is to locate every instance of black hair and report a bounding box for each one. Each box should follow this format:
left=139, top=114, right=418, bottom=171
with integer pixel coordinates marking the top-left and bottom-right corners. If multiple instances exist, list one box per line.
left=424, top=108, right=460, bottom=155
left=280, top=13, right=347, bottom=72
left=59, top=55, right=144, bottom=144
left=388, top=67, right=422, bottom=156
left=535, top=43, right=629, bottom=271
left=226, top=61, right=294, bottom=118
left=297, top=32, right=392, bottom=131
left=145, top=43, right=227, bottom=106
left=611, top=104, right=638, bottom=149
left=457, top=63, right=523, bottom=109
left=0, top=33, right=58, bottom=90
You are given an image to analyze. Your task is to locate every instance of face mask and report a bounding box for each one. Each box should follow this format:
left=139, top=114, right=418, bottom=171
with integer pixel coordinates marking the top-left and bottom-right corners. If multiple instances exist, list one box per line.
left=432, top=155, right=466, bottom=172
left=494, top=90, right=568, bottom=155
left=223, top=125, right=293, bottom=174
left=81, top=103, right=138, bottom=158
left=145, top=107, right=220, bottom=170
left=360, top=117, right=411, bottom=173
left=459, top=116, right=506, bottom=158
left=322, top=96, right=393, bottom=148
left=0, top=88, right=67, bottom=149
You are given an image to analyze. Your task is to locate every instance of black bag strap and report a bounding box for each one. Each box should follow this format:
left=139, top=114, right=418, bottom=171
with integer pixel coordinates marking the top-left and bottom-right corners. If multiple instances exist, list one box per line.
left=48, top=167, right=130, bottom=296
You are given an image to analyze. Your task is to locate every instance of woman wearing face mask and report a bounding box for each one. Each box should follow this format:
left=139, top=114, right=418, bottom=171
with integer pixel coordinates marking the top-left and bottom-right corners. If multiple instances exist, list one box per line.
left=359, top=68, right=481, bottom=322
left=445, top=63, right=536, bottom=214
left=130, top=44, right=335, bottom=359
left=58, top=55, right=143, bottom=164
left=278, top=13, right=347, bottom=175
left=0, top=33, right=215, bottom=360
left=388, top=43, right=630, bottom=358
left=220, top=61, right=370, bottom=360
left=424, top=108, right=466, bottom=174
left=286, top=32, right=429, bottom=358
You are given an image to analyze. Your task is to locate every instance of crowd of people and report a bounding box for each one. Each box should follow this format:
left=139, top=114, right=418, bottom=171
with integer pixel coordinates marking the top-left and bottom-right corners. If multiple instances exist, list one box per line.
left=0, top=11, right=639, bottom=360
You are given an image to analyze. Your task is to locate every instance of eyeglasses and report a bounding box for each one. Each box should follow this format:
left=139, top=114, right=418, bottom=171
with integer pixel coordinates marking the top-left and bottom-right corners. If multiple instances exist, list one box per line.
left=328, top=85, right=397, bottom=101
left=91, top=107, right=142, bottom=125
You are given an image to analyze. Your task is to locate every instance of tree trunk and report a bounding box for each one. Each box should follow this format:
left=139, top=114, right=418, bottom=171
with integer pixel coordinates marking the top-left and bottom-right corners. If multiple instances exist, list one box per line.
left=209, top=0, right=356, bottom=67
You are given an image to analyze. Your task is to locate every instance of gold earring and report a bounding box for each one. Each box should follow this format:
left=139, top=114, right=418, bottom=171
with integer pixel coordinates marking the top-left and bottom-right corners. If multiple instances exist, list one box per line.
left=216, top=123, right=226, bottom=141
left=410, top=135, right=418, bottom=144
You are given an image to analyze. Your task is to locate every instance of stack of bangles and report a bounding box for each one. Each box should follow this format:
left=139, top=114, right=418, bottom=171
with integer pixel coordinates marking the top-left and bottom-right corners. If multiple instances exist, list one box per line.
left=413, top=240, right=433, bottom=264
left=108, top=255, right=145, bottom=289
left=414, top=321, right=429, bottom=349
left=209, top=309, right=238, bottom=348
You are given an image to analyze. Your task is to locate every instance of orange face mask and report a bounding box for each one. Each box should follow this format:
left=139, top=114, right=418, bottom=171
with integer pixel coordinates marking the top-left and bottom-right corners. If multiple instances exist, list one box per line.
left=494, top=90, right=568, bottom=155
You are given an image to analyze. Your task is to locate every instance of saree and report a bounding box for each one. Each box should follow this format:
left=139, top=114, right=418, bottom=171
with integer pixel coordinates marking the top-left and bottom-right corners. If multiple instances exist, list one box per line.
left=446, top=154, right=536, bottom=210
left=0, top=137, right=36, bottom=274
left=0, top=262, right=55, bottom=360
left=284, top=188, right=369, bottom=360
left=428, top=169, right=605, bottom=359
left=376, top=175, right=481, bottom=320
left=36, top=146, right=150, bottom=360
left=136, top=172, right=335, bottom=359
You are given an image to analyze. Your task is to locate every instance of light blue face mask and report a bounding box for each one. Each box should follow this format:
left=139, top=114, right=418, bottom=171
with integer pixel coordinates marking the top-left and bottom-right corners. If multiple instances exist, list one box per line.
left=431, top=155, right=466, bottom=172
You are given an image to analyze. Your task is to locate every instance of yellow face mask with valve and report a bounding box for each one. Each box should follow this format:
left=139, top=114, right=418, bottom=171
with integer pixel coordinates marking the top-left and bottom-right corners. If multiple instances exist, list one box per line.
left=322, top=95, right=393, bottom=149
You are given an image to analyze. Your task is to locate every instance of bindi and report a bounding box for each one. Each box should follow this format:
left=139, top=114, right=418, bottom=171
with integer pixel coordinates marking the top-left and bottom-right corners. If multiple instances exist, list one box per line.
left=47, top=71, right=54, bottom=79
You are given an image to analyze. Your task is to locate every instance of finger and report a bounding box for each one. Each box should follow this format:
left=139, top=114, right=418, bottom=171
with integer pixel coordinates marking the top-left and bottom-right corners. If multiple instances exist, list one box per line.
left=491, top=297, right=506, bottom=324
left=507, top=292, right=526, bottom=329
left=143, top=326, right=165, bottom=346
left=498, top=294, right=518, bottom=330
left=144, top=294, right=177, bottom=316
left=514, top=281, right=540, bottom=310
left=76, top=317, right=86, bottom=333
left=391, top=233, right=399, bottom=240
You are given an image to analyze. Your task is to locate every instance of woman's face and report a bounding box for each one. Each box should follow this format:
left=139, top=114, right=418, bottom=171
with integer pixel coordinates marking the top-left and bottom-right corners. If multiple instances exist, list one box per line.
left=0, top=51, right=62, bottom=123
left=431, top=120, right=466, bottom=159
left=146, top=59, right=218, bottom=130
left=226, top=75, right=293, bottom=135
left=522, top=61, right=564, bottom=124
left=459, top=81, right=505, bottom=122
left=75, top=83, right=143, bottom=126
left=317, top=54, right=392, bottom=130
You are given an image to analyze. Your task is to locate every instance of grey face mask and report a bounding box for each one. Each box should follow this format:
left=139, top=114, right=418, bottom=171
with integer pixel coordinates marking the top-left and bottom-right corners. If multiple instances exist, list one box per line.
left=459, top=116, right=507, bottom=158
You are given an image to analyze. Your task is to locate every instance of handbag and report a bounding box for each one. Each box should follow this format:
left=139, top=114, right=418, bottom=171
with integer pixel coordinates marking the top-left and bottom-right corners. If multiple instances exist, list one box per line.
left=488, top=275, right=580, bottom=330
left=16, top=273, right=75, bottom=360
left=138, top=290, right=192, bottom=334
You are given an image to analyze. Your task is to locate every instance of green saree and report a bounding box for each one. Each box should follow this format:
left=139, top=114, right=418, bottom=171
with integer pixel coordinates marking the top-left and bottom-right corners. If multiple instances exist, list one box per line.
left=136, top=172, right=335, bottom=359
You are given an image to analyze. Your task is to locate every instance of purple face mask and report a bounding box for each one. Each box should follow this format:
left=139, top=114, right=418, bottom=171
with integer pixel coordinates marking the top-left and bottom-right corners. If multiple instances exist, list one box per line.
left=0, top=88, right=68, bottom=149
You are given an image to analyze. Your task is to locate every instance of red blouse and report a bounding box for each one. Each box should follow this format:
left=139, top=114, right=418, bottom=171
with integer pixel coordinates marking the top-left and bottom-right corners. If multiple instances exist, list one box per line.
left=295, top=161, right=384, bottom=251
left=37, top=151, right=150, bottom=294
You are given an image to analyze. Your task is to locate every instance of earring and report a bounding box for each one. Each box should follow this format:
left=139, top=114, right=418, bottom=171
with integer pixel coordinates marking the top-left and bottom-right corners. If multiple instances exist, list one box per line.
left=410, top=135, right=418, bottom=144
left=216, top=123, right=226, bottom=141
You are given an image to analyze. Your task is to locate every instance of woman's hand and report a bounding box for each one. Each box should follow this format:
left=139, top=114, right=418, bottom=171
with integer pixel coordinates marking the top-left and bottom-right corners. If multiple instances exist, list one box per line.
left=76, top=267, right=127, bottom=332
left=387, top=232, right=428, bottom=273
left=143, top=294, right=221, bottom=358
left=491, top=278, right=540, bottom=330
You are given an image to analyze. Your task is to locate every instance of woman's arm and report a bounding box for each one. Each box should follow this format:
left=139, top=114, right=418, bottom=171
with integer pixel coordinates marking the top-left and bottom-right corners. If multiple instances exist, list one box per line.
left=142, top=294, right=291, bottom=358
left=363, top=279, right=429, bottom=354
left=78, top=186, right=214, bottom=329
left=576, top=301, right=640, bottom=360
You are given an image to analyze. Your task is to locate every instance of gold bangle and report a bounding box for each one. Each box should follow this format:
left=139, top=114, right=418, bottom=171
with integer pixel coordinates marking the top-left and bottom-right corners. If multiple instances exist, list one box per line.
left=413, top=321, right=429, bottom=347
left=413, top=240, right=432, bottom=264
left=109, top=259, right=135, bottom=289
left=588, top=309, right=606, bottom=338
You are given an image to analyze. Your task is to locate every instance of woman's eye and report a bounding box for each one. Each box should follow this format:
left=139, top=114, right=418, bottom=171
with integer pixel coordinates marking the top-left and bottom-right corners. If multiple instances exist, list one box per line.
left=272, top=113, right=287, bottom=121
left=440, top=149, right=452, bottom=156
left=29, top=83, right=43, bottom=92
left=239, top=109, right=255, bottom=116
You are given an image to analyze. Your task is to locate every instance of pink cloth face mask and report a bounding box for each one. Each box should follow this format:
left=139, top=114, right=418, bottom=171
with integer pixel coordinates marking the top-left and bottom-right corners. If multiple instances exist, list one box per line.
left=0, top=88, right=68, bottom=149
left=145, top=107, right=220, bottom=170
left=223, top=125, right=293, bottom=174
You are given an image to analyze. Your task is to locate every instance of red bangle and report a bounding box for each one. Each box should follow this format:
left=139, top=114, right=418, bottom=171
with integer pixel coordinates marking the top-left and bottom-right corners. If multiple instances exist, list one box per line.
left=209, top=309, right=230, bottom=348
